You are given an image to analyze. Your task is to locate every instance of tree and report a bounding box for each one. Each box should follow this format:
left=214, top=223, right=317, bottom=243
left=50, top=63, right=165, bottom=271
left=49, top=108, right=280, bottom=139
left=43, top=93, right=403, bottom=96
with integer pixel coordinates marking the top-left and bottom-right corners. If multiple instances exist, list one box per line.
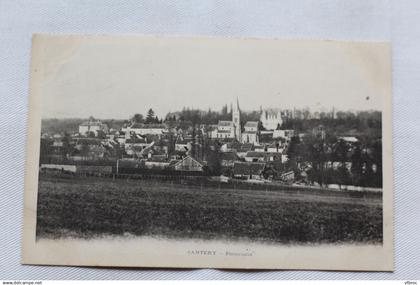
left=80, top=143, right=90, bottom=160
left=286, top=136, right=301, bottom=170
left=61, top=132, right=72, bottom=158
left=336, top=165, right=350, bottom=189
left=146, top=108, right=155, bottom=124
left=96, top=130, right=106, bottom=139
left=204, top=142, right=222, bottom=175
left=257, top=121, right=265, bottom=131
left=39, top=138, right=52, bottom=163
left=302, top=108, right=310, bottom=120
left=221, top=104, right=228, bottom=115
left=131, top=113, right=144, bottom=124
left=370, top=139, right=383, bottom=187
left=350, top=143, right=363, bottom=185
left=333, top=140, right=348, bottom=164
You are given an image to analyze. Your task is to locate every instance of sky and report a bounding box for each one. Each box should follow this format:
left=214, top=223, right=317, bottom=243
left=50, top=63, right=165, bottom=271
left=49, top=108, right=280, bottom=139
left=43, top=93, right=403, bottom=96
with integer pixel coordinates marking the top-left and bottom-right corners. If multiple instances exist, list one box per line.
left=37, top=36, right=391, bottom=119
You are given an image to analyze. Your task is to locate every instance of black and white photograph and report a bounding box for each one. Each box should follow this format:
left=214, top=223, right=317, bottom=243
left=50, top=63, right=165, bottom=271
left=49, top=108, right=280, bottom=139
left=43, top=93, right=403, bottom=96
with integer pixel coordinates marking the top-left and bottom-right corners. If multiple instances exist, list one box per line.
left=22, top=35, right=393, bottom=270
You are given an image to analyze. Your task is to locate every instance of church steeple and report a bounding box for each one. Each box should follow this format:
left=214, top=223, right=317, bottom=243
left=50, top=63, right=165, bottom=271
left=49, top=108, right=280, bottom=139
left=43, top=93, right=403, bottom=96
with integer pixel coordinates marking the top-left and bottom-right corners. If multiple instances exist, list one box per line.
left=232, top=97, right=241, bottom=141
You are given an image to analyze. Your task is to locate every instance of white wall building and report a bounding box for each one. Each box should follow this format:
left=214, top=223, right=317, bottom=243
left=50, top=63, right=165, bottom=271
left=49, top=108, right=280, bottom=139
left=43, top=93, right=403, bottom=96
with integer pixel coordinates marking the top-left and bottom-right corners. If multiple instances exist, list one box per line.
left=273, top=129, right=294, bottom=141
left=241, top=121, right=259, bottom=145
left=260, top=109, right=283, bottom=130
left=217, top=121, right=235, bottom=139
left=122, top=123, right=165, bottom=136
left=79, top=120, right=108, bottom=136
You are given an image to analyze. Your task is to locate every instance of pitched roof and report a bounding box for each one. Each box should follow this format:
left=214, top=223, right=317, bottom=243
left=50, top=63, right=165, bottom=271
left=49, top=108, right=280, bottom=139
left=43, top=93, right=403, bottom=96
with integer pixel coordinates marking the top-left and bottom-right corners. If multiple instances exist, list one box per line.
left=218, top=120, right=233, bottom=127
left=259, top=132, right=274, bottom=143
left=147, top=155, right=169, bottom=163
left=220, top=151, right=239, bottom=161
left=175, top=136, right=193, bottom=144
left=244, top=121, right=258, bottom=128
left=144, top=134, right=161, bottom=141
left=206, top=124, right=219, bottom=131
left=131, top=123, right=166, bottom=129
left=173, top=155, right=205, bottom=167
left=233, top=162, right=266, bottom=175
left=223, top=140, right=242, bottom=149
left=245, top=151, right=268, bottom=158
left=154, top=139, right=171, bottom=147
left=142, top=148, right=155, bottom=155
left=267, top=141, right=282, bottom=148
left=237, top=143, right=253, bottom=152
left=125, top=138, right=147, bottom=144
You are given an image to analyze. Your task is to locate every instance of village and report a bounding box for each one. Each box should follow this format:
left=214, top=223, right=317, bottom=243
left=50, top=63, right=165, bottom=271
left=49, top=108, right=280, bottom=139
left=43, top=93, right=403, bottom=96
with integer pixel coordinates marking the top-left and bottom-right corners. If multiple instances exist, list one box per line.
left=39, top=99, right=383, bottom=190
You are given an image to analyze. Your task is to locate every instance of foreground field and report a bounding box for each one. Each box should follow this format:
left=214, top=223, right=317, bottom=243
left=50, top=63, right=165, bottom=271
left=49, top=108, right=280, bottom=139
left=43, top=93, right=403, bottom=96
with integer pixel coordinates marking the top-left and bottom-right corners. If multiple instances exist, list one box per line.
left=36, top=176, right=383, bottom=244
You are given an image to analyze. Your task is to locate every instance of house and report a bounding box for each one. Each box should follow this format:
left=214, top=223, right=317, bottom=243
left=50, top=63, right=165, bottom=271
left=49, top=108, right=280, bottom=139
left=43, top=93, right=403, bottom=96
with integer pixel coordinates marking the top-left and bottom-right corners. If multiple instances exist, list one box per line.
left=260, top=109, right=283, bottom=130
left=115, top=135, right=126, bottom=145
left=144, top=155, right=170, bottom=169
left=324, top=161, right=352, bottom=171
left=245, top=151, right=268, bottom=162
left=273, top=129, right=294, bottom=141
left=220, top=140, right=241, bottom=152
left=123, top=123, right=166, bottom=136
left=173, top=156, right=205, bottom=172
left=280, top=170, right=295, bottom=182
left=175, top=136, right=192, bottom=153
left=205, top=124, right=219, bottom=139
left=41, top=133, right=52, bottom=139
left=338, top=136, right=359, bottom=143
left=281, top=153, right=289, bottom=163
left=241, top=121, right=259, bottom=145
left=245, top=151, right=283, bottom=162
left=52, top=137, right=64, bottom=147
left=266, top=141, right=284, bottom=153
left=152, top=139, right=171, bottom=155
left=124, top=137, right=149, bottom=155
left=220, top=151, right=240, bottom=167
left=233, top=162, right=266, bottom=180
left=253, top=145, right=266, bottom=152
left=312, top=125, right=326, bottom=140
left=72, top=138, right=107, bottom=160
left=74, top=138, right=102, bottom=149
left=79, top=119, right=108, bottom=136
left=217, top=120, right=235, bottom=139
left=259, top=130, right=274, bottom=143
left=40, top=164, right=77, bottom=173
left=236, top=143, right=254, bottom=158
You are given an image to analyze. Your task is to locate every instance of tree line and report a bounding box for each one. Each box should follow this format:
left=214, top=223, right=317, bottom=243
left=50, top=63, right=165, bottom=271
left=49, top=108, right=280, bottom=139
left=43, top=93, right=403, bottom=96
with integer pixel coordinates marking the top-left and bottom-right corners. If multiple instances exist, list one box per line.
left=286, top=134, right=382, bottom=188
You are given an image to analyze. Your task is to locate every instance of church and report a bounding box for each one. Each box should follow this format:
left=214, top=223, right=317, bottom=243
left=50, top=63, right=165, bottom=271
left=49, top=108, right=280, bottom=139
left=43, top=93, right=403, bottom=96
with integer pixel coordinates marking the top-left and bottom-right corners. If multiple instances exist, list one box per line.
left=215, top=98, right=259, bottom=145
left=216, top=98, right=241, bottom=140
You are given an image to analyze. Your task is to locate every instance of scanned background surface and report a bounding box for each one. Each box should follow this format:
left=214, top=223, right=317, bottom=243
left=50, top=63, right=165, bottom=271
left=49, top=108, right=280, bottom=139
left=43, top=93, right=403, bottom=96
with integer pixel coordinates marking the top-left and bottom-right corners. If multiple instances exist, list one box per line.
left=0, top=0, right=419, bottom=279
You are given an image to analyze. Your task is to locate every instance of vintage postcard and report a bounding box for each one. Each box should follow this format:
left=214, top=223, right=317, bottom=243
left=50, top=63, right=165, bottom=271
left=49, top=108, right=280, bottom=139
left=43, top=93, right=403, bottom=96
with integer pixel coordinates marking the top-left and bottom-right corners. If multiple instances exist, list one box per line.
left=22, top=34, right=393, bottom=270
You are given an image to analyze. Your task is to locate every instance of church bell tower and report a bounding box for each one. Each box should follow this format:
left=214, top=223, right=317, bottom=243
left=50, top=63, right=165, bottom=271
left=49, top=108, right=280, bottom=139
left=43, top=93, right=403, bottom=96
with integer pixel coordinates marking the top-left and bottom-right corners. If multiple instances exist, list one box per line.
left=232, top=97, right=241, bottom=141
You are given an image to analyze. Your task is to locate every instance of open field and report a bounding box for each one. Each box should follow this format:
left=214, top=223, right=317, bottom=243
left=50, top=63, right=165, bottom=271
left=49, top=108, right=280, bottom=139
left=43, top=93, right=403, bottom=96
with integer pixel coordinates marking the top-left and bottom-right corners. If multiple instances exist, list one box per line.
left=36, top=176, right=383, bottom=244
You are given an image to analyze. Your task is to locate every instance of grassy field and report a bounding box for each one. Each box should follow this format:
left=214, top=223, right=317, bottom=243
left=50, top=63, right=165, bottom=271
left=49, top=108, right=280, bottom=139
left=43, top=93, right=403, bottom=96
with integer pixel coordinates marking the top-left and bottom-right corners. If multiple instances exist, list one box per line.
left=36, top=176, right=383, bottom=244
